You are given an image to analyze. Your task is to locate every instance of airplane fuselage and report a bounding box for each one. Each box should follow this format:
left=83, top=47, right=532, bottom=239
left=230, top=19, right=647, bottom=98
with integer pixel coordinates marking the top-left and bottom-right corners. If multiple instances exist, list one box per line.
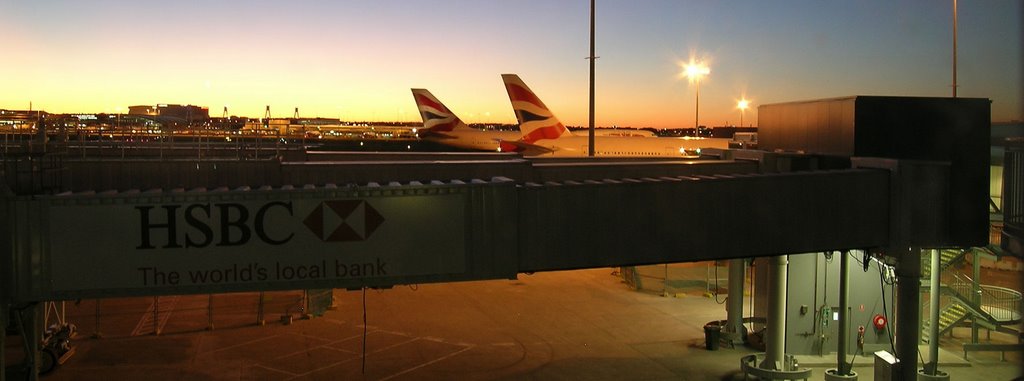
left=526, top=136, right=730, bottom=157
left=422, top=129, right=522, bottom=152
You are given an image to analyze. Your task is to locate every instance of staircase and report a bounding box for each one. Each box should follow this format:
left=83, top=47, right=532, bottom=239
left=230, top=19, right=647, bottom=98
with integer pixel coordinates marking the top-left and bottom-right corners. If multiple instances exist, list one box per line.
left=920, top=250, right=1022, bottom=345
left=921, top=303, right=969, bottom=343
left=920, top=249, right=967, bottom=279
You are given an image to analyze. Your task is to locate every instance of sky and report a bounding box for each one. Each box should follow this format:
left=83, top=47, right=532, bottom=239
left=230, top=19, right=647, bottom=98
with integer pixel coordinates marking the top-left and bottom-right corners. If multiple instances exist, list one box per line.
left=1, top=1, right=1021, bottom=128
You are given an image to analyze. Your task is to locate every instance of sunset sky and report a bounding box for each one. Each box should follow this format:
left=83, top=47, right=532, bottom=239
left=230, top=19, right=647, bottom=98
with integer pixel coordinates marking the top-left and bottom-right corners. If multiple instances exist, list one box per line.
left=2, top=1, right=1021, bottom=128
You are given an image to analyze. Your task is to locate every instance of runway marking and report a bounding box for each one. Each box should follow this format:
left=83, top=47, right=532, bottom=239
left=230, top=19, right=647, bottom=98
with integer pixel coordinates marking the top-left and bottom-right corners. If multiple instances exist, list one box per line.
left=249, top=364, right=298, bottom=378
left=287, top=335, right=422, bottom=378
left=379, top=345, right=475, bottom=381
left=202, top=335, right=280, bottom=354
left=269, top=332, right=361, bottom=361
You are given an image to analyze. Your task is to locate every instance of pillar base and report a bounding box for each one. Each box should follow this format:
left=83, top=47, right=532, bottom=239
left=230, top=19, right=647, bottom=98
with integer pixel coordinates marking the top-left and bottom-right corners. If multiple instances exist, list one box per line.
left=723, top=322, right=748, bottom=345
left=825, top=368, right=858, bottom=380
left=740, top=353, right=812, bottom=381
left=917, top=369, right=950, bottom=381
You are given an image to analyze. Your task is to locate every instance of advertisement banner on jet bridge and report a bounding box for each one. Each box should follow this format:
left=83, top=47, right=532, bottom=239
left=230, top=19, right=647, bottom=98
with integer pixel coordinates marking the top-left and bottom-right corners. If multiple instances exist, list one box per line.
left=45, top=193, right=466, bottom=293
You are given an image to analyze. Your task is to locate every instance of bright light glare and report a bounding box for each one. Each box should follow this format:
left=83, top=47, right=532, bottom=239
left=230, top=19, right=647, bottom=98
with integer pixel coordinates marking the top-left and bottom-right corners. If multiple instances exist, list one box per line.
left=682, top=61, right=710, bottom=84
left=737, top=99, right=750, bottom=110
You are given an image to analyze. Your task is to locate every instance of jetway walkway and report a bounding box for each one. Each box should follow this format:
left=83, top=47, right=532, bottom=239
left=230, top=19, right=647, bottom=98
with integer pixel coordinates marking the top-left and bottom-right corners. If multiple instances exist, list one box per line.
left=1, top=153, right=965, bottom=380
left=2, top=163, right=911, bottom=303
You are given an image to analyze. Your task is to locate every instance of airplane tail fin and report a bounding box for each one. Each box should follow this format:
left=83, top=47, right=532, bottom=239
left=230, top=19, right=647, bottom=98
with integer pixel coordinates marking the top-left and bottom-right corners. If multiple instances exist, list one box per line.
left=501, top=74, right=573, bottom=143
left=411, top=89, right=470, bottom=134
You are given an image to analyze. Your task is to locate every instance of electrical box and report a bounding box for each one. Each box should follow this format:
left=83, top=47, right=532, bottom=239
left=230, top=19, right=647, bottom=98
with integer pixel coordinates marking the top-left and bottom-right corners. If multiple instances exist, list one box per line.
left=873, top=350, right=899, bottom=381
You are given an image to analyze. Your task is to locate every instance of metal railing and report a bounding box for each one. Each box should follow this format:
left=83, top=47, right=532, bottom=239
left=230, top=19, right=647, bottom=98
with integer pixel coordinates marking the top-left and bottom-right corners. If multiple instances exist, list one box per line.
left=950, top=273, right=1022, bottom=323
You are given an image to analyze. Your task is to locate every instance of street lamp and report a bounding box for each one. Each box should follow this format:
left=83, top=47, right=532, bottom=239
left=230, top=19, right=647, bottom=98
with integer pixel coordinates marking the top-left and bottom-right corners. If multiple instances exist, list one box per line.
left=683, top=62, right=710, bottom=136
left=737, top=99, right=750, bottom=127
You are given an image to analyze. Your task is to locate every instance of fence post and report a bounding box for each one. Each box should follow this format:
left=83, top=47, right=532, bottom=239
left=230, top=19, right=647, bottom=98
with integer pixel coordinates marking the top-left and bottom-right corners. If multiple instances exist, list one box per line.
left=207, top=294, right=214, bottom=330
left=257, top=292, right=266, bottom=326
left=153, top=296, right=160, bottom=335
left=92, top=299, right=103, bottom=338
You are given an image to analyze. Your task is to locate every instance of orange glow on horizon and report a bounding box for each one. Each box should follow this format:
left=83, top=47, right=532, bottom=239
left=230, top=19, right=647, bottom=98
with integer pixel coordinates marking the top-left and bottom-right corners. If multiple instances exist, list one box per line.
left=2, top=3, right=1019, bottom=128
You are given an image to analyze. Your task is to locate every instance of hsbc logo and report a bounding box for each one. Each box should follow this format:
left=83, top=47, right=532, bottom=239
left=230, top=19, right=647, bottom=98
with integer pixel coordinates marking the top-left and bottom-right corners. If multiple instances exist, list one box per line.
left=303, top=200, right=385, bottom=242
left=135, top=199, right=386, bottom=249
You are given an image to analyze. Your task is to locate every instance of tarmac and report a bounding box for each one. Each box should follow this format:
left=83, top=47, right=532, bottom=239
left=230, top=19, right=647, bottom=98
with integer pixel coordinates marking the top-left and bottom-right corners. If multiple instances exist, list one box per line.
left=5, top=268, right=1023, bottom=380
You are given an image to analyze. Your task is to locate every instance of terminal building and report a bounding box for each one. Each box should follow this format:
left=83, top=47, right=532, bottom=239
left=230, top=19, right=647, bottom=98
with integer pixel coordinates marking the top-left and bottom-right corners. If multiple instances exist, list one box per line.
left=128, top=104, right=209, bottom=126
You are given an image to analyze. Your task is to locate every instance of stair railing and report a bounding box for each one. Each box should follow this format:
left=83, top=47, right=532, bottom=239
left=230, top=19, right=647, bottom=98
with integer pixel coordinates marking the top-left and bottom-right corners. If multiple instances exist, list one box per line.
left=951, top=273, right=1022, bottom=323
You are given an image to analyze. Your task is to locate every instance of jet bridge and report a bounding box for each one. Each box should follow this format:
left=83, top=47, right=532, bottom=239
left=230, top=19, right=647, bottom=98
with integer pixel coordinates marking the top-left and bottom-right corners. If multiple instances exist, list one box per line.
left=2, top=157, right=948, bottom=302
left=0, top=155, right=964, bottom=381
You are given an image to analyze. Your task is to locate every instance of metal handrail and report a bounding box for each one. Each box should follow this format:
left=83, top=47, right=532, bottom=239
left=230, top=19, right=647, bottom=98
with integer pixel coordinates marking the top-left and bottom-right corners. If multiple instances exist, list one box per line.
left=978, top=285, right=1022, bottom=322
left=949, top=273, right=1022, bottom=323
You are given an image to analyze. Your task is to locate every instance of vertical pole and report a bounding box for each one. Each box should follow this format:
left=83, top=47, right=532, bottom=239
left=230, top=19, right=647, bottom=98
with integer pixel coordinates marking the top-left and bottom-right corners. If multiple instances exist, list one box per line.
left=207, top=294, right=215, bottom=330
left=895, top=249, right=922, bottom=381
left=257, top=291, right=266, bottom=326
left=260, top=106, right=269, bottom=158
left=1, top=303, right=7, bottom=381
left=727, top=258, right=746, bottom=344
left=303, top=290, right=310, bottom=317
left=972, top=249, right=980, bottom=342
left=663, top=264, right=668, bottom=296
left=587, top=0, right=596, bottom=157
left=705, top=262, right=711, bottom=294
left=93, top=299, right=103, bottom=338
left=952, top=0, right=958, bottom=98
left=153, top=296, right=160, bottom=335
left=926, top=249, right=942, bottom=375
left=761, top=255, right=788, bottom=370
left=694, top=80, right=700, bottom=135
left=78, top=127, right=84, bottom=159
left=837, top=251, right=852, bottom=375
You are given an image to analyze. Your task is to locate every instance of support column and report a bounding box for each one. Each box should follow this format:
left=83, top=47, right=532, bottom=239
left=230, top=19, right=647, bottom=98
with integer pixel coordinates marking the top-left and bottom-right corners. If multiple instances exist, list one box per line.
left=894, top=249, right=921, bottom=381
left=761, top=255, right=788, bottom=370
left=838, top=251, right=852, bottom=374
left=826, top=251, right=858, bottom=380
left=921, top=249, right=950, bottom=380
left=972, top=249, right=980, bottom=343
left=1, top=303, right=7, bottom=381
left=726, top=258, right=746, bottom=344
left=926, top=249, right=941, bottom=372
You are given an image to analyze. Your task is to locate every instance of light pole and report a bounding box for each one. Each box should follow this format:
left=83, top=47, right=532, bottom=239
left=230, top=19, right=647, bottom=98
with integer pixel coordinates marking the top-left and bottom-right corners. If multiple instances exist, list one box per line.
left=952, top=0, right=958, bottom=97
left=683, top=62, right=710, bottom=136
left=737, top=99, right=749, bottom=127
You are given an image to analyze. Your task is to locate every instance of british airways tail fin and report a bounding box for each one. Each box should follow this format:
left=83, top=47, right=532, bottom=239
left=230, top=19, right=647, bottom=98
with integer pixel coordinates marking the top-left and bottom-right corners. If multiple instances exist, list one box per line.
left=411, top=88, right=470, bottom=135
left=501, top=74, right=573, bottom=143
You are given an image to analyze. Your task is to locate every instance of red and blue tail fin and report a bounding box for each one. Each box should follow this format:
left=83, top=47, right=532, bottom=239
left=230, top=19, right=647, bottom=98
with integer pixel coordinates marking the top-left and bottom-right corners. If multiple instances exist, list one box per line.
left=501, top=74, right=573, bottom=143
left=411, top=88, right=469, bottom=134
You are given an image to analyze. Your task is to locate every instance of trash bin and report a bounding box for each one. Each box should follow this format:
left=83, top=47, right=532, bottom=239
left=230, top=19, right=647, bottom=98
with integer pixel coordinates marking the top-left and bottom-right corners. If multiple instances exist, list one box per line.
left=703, top=323, right=721, bottom=350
